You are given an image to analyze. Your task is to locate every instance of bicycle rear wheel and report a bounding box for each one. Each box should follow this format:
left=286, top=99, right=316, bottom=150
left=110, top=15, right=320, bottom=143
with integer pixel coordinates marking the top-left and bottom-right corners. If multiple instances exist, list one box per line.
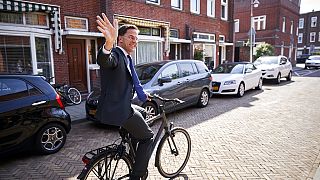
left=80, top=150, right=133, bottom=180
left=155, top=127, right=191, bottom=178
left=67, top=87, right=81, bottom=105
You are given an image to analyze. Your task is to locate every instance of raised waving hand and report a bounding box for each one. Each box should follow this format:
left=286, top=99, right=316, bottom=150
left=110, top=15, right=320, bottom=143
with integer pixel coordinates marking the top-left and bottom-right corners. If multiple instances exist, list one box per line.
left=96, top=13, right=118, bottom=51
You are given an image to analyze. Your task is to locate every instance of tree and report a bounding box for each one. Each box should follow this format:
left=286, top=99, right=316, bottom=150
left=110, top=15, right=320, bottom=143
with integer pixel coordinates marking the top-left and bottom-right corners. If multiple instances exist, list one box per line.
left=194, top=48, right=204, bottom=60
left=255, top=43, right=274, bottom=59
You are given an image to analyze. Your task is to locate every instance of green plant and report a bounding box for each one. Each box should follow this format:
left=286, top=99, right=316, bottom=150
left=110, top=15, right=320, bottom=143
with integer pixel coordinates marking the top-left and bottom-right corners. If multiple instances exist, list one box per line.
left=194, top=49, right=203, bottom=60
left=255, top=43, right=275, bottom=59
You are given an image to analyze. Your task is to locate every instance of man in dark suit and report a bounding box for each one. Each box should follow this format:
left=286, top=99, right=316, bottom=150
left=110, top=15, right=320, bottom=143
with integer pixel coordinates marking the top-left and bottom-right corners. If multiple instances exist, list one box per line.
left=96, top=13, right=154, bottom=180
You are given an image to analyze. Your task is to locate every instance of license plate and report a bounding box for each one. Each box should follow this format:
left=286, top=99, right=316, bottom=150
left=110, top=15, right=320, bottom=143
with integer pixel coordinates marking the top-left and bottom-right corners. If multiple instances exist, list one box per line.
left=89, top=109, right=96, bottom=115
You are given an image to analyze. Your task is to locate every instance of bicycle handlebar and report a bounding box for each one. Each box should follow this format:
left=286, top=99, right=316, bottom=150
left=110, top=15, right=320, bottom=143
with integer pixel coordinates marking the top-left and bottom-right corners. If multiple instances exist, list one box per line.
left=150, top=94, right=184, bottom=104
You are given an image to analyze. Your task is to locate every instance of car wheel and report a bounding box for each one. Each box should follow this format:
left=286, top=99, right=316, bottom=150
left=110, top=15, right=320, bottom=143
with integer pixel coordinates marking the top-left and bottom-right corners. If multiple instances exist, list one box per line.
left=275, top=73, right=281, bottom=84
left=237, top=83, right=245, bottom=97
left=35, top=123, right=67, bottom=155
left=197, top=89, right=209, bottom=108
left=255, top=78, right=263, bottom=90
left=143, top=101, right=158, bottom=121
left=286, top=71, right=292, bottom=81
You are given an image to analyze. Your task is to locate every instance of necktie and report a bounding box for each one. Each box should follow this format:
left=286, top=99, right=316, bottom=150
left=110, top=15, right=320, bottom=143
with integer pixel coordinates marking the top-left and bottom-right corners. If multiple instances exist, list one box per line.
left=127, top=55, right=147, bottom=102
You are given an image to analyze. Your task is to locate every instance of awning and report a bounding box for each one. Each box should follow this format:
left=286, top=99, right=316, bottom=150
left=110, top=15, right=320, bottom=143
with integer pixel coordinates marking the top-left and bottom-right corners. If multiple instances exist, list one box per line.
left=0, top=0, right=62, bottom=54
left=114, top=14, right=171, bottom=56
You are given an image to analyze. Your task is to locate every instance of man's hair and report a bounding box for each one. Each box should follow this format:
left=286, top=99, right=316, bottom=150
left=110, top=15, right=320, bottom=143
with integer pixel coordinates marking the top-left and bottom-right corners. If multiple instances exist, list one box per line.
left=118, top=24, right=139, bottom=36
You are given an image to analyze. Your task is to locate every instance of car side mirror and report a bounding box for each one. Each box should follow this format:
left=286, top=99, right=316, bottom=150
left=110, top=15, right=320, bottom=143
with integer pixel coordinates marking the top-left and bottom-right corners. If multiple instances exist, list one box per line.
left=158, top=76, right=172, bottom=85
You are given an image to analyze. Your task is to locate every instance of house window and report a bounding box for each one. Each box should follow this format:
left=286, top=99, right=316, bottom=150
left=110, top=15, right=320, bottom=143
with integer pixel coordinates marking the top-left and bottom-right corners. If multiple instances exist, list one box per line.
left=234, top=19, right=239, bottom=33
left=25, top=13, right=48, bottom=27
left=0, top=12, right=23, bottom=24
left=310, top=32, right=316, bottom=42
left=190, top=0, right=200, bottom=14
left=219, top=35, right=225, bottom=42
left=311, top=17, right=317, bottom=27
left=253, top=15, right=266, bottom=30
left=207, top=0, right=215, bottom=17
left=282, top=17, right=286, bottom=33
left=65, top=16, right=88, bottom=31
left=0, top=11, right=48, bottom=27
left=221, top=0, right=228, bottom=20
left=298, top=33, right=303, bottom=43
left=146, top=0, right=160, bottom=5
left=298, top=18, right=304, bottom=29
left=290, top=20, right=294, bottom=34
left=170, top=29, right=179, bottom=38
left=171, top=0, right=182, bottom=10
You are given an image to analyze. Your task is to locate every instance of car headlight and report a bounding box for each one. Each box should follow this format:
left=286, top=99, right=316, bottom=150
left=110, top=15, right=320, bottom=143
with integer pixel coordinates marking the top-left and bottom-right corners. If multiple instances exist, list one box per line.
left=224, top=80, right=236, bottom=85
left=266, top=68, right=275, bottom=71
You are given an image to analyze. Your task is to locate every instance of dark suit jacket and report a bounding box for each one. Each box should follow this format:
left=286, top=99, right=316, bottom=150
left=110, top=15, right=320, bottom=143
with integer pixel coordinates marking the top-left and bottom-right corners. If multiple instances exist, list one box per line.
left=95, top=47, right=134, bottom=126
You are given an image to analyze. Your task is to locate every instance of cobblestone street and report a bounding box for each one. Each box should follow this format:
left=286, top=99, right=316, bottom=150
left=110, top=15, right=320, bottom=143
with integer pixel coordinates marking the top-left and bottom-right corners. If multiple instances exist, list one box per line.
left=1, top=76, right=320, bottom=179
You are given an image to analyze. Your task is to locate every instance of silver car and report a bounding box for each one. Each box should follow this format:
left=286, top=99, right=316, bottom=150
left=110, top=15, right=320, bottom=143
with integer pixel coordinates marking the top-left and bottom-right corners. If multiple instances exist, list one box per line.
left=305, top=55, right=320, bottom=69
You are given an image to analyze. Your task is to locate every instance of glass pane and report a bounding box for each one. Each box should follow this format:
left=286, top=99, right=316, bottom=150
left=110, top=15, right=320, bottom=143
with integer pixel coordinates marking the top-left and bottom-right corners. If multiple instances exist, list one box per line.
left=137, top=41, right=158, bottom=64
left=0, top=35, right=32, bottom=74
left=0, top=12, right=23, bottom=24
left=25, top=13, right=48, bottom=26
left=160, top=64, right=179, bottom=79
left=35, top=37, right=52, bottom=79
left=89, top=40, right=97, bottom=64
left=0, top=78, right=28, bottom=102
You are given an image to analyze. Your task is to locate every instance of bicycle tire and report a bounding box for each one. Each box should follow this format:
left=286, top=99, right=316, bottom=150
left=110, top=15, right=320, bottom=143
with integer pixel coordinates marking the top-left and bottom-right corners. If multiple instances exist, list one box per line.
left=155, top=127, right=191, bottom=178
left=67, top=87, right=82, bottom=105
left=79, top=149, right=133, bottom=180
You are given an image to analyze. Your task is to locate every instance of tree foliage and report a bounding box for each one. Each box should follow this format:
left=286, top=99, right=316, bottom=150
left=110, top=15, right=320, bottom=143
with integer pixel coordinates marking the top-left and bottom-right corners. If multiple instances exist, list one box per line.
left=255, top=43, right=275, bottom=59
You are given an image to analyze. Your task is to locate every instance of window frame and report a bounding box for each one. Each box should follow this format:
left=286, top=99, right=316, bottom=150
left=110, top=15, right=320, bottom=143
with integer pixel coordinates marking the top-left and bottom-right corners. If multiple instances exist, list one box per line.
left=310, top=32, right=316, bottom=42
left=298, top=33, right=303, bottom=43
left=253, top=15, right=266, bottom=30
left=146, top=0, right=160, bottom=5
left=207, top=0, right=215, bottom=18
left=171, top=0, right=183, bottom=10
left=221, top=0, right=228, bottom=20
left=298, top=18, right=304, bottom=29
left=282, top=17, right=286, bottom=33
left=190, top=0, right=200, bottom=14
left=311, top=16, right=317, bottom=27
left=290, top=20, right=294, bottom=34
left=234, top=19, right=240, bottom=33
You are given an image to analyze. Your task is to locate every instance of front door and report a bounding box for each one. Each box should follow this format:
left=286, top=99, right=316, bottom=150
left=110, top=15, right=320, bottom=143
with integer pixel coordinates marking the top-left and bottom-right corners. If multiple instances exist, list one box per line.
left=67, top=39, right=87, bottom=92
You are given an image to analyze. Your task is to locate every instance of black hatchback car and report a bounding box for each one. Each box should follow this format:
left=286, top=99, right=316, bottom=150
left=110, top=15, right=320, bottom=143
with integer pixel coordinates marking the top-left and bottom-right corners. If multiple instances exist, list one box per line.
left=86, top=59, right=212, bottom=123
left=0, top=75, right=71, bottom=155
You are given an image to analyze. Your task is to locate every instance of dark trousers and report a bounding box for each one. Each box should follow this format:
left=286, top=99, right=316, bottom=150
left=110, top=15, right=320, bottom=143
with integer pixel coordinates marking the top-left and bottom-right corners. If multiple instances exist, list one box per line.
left=122, top=105, right=154, bottom=177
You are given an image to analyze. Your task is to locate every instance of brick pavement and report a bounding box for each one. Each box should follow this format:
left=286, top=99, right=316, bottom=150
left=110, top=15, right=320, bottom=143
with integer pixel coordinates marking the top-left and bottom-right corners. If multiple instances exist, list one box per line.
left=0, top=76, right=320, bottom=179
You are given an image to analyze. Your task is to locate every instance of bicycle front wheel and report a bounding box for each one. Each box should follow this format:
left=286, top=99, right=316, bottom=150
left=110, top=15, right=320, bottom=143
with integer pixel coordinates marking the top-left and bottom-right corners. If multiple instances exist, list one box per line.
left=155, top=127, right=191, bottom=178
left=80, top=150, right=133, bottom=180
left=67, top=87, right=81, bottom=105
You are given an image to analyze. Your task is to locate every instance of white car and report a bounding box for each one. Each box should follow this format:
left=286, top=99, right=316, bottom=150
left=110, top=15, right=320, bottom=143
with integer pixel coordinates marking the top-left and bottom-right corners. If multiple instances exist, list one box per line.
left=305, top=55, right=320, bottom=69
left=254, top=56, right=292, bottom=84
left=210, top=62, right=263, bottom=97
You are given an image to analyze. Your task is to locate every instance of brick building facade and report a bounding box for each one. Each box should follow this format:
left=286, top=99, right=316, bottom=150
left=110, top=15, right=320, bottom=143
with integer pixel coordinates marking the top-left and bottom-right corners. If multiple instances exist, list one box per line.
left=234, top=0, right=300, bottom=65
left=0, top=0, right=234, bottom=93
left=297, top=10, right=320, bottom=55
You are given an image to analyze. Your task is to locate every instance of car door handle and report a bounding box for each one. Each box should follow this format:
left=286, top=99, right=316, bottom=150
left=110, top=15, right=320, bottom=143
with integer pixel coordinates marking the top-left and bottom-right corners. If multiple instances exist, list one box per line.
left=32, top=101, right=46, bottom=106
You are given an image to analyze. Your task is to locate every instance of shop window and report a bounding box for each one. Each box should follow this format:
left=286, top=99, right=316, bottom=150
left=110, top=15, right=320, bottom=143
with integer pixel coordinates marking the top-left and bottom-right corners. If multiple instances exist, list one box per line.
left=35, top=37, right=52, bottom=79
left=0, top=35, right=32, bottom=74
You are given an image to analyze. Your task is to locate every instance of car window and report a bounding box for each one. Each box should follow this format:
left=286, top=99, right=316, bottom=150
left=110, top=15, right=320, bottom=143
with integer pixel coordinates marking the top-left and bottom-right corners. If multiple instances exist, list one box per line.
left=136, top=64, right=162, bottom=85
left=256, top=57, right=279, bottom=65
left=191, top=63, right=199, bottom=74
left=213, top=64, right=244, bottom=74
left=0, top=78, right=40, bottom=102
left=280, top=58, right=287, bottom=64
left=159, top=64, right=179, bottom=80
left=195, top=62, right=209, bottom=73
left=245, top=64, right=254, bottom=70
left=309, top=56, right=320, bottom=60
left=179, top=63, right=196, bottom=77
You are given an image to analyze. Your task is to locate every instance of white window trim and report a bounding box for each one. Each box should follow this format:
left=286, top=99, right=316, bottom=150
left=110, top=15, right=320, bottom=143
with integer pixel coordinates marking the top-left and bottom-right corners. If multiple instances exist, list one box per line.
left=253, top=15, right=266, bottom=30
left=290, top=20, right=294, bottom=34
left=298, top=18, right=304, bottom=29
left=311, top=16, right=317, bottom=27
left=221, top=0, right=228, bottom=21
left=234, top=19, right=239, bottom=33
left=310, top=32, right=316, bottom=42
left=207, top=0, right=215, bottom=18
left=298, top=33, right=303, bottom=43
left=64, top=16, right=88, bottom=31
left=219, top=35, right=225, bottom=43
left=146, top=0, right=160, bottom=5
left=193, top=32, right=215, bottom=42
left=282, top=17, right=286, bottom=33
left=190, top=0, right=200, bottom=14
left=171, top=0, right=183, bottom=10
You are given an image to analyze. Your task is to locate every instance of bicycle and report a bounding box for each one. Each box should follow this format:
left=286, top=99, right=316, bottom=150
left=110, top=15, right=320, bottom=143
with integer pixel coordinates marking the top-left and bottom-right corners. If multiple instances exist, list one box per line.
left=47, top=77, right=82, bottom=105
left=77, top=94, right=191, bottom=180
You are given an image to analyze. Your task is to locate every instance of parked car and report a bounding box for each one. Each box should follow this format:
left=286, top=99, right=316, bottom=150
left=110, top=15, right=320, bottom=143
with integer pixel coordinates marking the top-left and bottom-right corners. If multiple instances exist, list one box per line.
left=210, top=62, right=263, bottom=97
left=86, top=60, right=212, bottom=123
left=253, top=55, right=292, bottom=84
left=305, top=55, right=320, bottom=69
left=296, top=54, right=311, bottom=63
left=0, top=75, right=71, bottom=155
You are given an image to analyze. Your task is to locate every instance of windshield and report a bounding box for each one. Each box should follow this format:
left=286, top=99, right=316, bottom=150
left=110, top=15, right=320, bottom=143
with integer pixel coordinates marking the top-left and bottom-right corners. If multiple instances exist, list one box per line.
left=212, top=64, right=244, bottom=74
left=254, top=57, right=278, bottom=65
left=136, top=64, right=162, bottom=85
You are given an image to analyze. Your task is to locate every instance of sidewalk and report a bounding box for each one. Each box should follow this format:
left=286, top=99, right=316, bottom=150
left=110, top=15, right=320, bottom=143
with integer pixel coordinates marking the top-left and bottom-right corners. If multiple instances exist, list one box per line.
left=65, top=101, right=86, bottom=123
